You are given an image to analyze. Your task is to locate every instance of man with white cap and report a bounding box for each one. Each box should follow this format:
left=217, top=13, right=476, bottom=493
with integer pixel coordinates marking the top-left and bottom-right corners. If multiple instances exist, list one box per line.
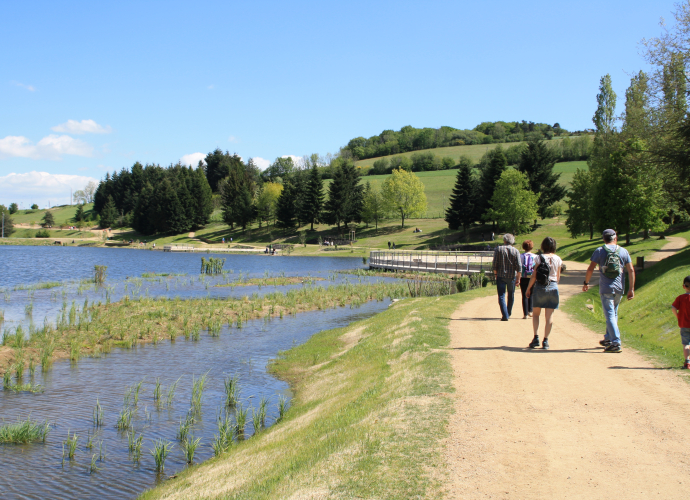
left=582, top=229, right=635, bottom=352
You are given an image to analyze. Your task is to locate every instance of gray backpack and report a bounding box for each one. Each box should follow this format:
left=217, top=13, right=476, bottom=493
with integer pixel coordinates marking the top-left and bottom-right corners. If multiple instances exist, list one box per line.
left=602, top=245, right=622, bottom=279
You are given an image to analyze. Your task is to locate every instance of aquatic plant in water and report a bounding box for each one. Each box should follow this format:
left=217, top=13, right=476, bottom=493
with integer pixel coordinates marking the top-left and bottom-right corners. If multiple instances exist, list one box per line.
left=224, top=374, right=240, bottom=407
left=0, top=417, right=50, bottom=443
left=182, top=435, right=201, bottom=464
left=63, top=431, right=78, bottom=460
left=93, top=399, right=104, bottom=427
left=150, top=439, right=173, bottom=472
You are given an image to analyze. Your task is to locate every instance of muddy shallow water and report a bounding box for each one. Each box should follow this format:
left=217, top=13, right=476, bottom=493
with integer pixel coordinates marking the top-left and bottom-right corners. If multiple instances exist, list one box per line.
left=0, top=246, right=392, bottom=499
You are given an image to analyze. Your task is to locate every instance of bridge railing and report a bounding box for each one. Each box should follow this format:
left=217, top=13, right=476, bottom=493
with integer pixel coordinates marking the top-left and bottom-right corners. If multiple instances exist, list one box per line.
left=369, top=249, right=494, bottom=274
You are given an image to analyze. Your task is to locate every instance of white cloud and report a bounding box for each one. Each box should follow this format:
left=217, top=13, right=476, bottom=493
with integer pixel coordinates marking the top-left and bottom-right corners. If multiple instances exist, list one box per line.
left=180, top=152, right=206, bottom=167
left=281, top=155, right=301, bottom=164
left=0, top=171, right=99, bottom=208
left=12, top=81, right=35, bottom=92
left=52, top=119, right=112, bottom=135
left=252, top=157, right=271, bottom=170
left=0, top=135, right=93, bottom=160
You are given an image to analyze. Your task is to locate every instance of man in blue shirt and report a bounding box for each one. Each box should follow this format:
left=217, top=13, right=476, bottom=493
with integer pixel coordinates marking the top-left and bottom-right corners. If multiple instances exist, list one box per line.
left=582, top=229, right=636, bottom=352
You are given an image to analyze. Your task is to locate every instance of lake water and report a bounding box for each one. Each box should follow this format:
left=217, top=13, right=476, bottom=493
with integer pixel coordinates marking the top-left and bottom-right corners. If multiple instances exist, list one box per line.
left=0, top=246, right=392, bottom=499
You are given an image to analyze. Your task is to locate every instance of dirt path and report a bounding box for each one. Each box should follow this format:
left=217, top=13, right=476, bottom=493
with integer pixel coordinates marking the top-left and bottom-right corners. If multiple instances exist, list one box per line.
left=444, top=240, right=690, bottom=499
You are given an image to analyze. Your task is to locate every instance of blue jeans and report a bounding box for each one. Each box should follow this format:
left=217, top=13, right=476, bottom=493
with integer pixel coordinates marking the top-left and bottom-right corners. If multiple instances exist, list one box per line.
left=600, top=292, right=623, bottom=345
left=496, top=277, right=516, bottom=320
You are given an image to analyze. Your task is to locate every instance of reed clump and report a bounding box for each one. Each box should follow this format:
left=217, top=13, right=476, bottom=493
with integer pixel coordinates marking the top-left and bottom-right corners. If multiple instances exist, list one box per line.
left=0, top=417, right=50, bottom=443
left=151, top=439, right=173, bottom=472
left=0, top=281, right=408, bottom=373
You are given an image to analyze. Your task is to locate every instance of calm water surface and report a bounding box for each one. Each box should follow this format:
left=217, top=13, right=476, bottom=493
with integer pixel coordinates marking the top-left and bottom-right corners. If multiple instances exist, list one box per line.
left=0, top=246, right=391, bottom=499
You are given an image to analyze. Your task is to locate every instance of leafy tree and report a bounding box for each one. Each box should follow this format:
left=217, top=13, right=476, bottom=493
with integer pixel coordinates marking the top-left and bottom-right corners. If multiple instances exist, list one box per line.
left=263, top=157, right=295, bottom=182
left=0, top=205, right=15, bottom=237
left=302, top=164, right=324, bottom=230
left=445, top=164, right=478, bottom=233
left=42, top=210, right=55, bottom=228
left=590, top=74, right=618, bottom=174
left=483, top=169, right=538, bottom=235
left=257, top=182, right=283, bottom=227
left=31, top=204, right=38, bottom=210
left=99, top=196, right=118, bottom=229
left=275, top=182, right=297, bottom=230
left=565, top=168, right=595, bottom=239
left=8, top=203, right=18, bottom=214
left=381, top=168, right=427, bottom=228
left=362, top=181, right=384, bottom=230
left=592, top=139, right=667, bottom=245
left=517, top=140, right=566, bottom=219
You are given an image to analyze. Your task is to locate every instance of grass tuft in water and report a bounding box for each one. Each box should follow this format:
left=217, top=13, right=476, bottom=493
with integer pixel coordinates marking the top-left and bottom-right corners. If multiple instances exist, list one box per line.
left=190, top=373, right=208, bottom=414
left=235, top=402, right=248, bottom=440
left=277, top=395, right=288, bottom=423
left=116, top=407, right=133, bottom=431
left=63, top=431, right=78, bottom=460
left=93, top=399, right=104, bottom=427
left=0, top=417, right=50, bottom=443
left=150, top=439, right=173, bottom=472
left=223, top=374, right=240, bottom=407
left=182, top=435, right=201, bottom=464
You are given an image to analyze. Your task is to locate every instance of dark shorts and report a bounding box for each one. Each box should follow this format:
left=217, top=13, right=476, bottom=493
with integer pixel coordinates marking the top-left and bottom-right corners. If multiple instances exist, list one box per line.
left=681, top=328, right=690, bottom=345
left=533, top=282, right=559, bottom=309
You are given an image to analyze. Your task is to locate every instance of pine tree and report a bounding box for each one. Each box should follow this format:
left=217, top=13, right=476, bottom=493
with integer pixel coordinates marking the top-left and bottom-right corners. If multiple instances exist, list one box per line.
left=445, top=164, right=477, bottom=233
left=99, top=196, right=118, bottom=229
left=275, top=182, right=297, bottom=229
left=342, top=162, right=364, bottom=225
left=324, top=166, right=346, bottom=229
left=74, top=203, right=85, bottom=222
left=303, top=164, right=324, bottom=230
left=220, top=166, right=256, bottom=230
left=479, top=147, right=508, bottom=222
left=191, top=163, right=213, bottom=228
left=517, top=140, right=566, bottom=219
left=159, top=178, right=188, bottom=234
left=42, top=210, right=55, bottom=228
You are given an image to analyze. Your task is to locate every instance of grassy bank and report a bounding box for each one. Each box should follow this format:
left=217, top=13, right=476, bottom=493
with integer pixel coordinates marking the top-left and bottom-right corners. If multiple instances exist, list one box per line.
left=563, top=246, right=690, bottom=370
left=140, top=286, right=495, bottom=499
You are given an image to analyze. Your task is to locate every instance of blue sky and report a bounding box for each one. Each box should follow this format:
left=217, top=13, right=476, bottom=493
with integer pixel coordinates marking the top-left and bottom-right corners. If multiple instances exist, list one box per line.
left=0, top=0, right=677, bottom=208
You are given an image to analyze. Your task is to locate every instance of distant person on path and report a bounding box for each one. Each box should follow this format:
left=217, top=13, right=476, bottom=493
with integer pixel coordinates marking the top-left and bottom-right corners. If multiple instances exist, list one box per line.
left=519, top=239, right=536, bottom=319
left=525, top=237, right=562, bottom=350
left=492, top=233, right=521, bottom=321
left=582, top=229, right=635, bottom=353
left=491, top=231, right=495, bottom=241
left=671, top=276, right=690, bottom=369
left=388, top=241, right=391, bottom=249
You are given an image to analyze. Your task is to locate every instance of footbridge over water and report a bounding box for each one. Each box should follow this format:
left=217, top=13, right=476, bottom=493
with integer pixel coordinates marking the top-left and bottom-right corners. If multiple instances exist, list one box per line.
left=369, top=249, right=494, bottom=275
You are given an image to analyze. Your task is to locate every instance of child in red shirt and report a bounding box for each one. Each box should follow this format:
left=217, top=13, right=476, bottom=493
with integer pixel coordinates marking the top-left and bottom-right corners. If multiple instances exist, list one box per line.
left=671, top=276, right=690, bottom=369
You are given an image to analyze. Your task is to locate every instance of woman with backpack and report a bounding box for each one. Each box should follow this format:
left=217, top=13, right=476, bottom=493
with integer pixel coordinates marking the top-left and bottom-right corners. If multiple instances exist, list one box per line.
left=525, top=237, right=562, bottom=350
left=519, top=240, right=536, bottom=319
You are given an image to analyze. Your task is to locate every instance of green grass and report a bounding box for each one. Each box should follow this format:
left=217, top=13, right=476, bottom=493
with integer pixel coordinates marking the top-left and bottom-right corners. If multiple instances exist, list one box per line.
left=564, top=245, right=690, bottom=371
left=0, top=417, right=50, bottom=444
left=352, top=138, right=569, bottom=170
left=10, top=203, right=96, bottom=226
left=140, top=286, right=496, bottom=499
left=9, top=228, right=95, bottom=239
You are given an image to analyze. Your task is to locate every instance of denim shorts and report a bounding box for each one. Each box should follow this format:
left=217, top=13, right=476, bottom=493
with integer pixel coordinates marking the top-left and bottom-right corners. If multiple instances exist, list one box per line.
left=681, top=328, right=690, bottom=345
left=532, top=282, right=559, bottom=309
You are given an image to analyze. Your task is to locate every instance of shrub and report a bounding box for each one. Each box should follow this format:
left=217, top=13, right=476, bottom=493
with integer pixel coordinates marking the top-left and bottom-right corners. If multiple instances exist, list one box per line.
left=35, top=229, right=50, bottom=238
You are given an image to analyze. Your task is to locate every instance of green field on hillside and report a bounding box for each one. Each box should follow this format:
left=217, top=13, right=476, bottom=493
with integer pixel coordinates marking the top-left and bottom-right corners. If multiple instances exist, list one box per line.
left=353, top=138, right=568, bottom=169
left=9, top=203, right=96, bottom=226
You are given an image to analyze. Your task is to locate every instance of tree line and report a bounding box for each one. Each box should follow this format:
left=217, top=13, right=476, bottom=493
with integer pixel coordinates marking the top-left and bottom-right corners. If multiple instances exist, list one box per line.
left=565, top=2, right=690, bottom=244
left=340, top=121, right=581, bottom=161
left=93, top=162, right=213, bottom=234
left=444, top=139, right=566, bottom=235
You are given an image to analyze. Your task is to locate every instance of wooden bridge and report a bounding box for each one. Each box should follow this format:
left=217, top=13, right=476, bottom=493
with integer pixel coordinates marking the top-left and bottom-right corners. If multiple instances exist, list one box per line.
left=369, top=249, right=494, bottom=275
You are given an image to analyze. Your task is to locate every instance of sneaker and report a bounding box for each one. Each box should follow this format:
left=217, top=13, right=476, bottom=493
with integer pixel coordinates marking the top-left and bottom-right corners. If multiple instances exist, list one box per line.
left=528, top=336, right=540, bottom=348
left=603, top=344, right=622, bottom=353
left=542, top=338, right=550, bottom=350
left=683, top=362, right=690, bottom=370
left=599, top=339, right=611, bottom=347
